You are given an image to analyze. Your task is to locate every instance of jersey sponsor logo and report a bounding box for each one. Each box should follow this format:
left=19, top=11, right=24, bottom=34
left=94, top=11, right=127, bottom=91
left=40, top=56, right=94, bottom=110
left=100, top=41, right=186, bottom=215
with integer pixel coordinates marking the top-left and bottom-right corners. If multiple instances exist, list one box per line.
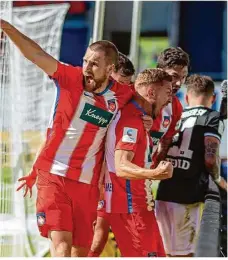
left=150, top=131, right=164, bottom=145
left=167, top=157, right=190, bottom=170
left=163, top=116, right=170, bottom=128
left=37, top=212, right=46, bottom=226
left=122, top=127, right=138, bottom=143
left=80, top=103, right=113, bottom=127
left=107, top=99, right=116, bottom=112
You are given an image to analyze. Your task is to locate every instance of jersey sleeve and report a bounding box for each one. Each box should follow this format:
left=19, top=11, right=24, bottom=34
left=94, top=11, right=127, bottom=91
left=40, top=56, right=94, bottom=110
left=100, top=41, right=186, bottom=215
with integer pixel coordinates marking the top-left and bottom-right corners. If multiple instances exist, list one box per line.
left=163, top=96, right=183, bottom=139
left=115, top=83, right=133, bottom=109
left=115, top=118, right=143, bottom=153
left=204, top=111, right=225, bottom=141
left=51, top=62, right=83, bottom=92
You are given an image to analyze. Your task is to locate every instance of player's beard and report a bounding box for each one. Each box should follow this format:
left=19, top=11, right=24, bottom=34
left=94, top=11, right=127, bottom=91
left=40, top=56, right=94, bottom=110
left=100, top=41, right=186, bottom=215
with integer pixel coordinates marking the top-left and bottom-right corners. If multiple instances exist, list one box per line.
left=152, top=101, right=167, bottom=119
left=172, top=84, right=181, bottom=95
left=84, top=74, right=107, bottom=93
left=151, top=103, right=157, bottom=119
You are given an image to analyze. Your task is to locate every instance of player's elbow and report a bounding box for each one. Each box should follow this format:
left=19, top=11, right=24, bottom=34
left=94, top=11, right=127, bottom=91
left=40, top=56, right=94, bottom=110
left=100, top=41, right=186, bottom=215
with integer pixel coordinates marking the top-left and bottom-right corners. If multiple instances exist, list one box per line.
left=115, top=161, right=128, bottom=179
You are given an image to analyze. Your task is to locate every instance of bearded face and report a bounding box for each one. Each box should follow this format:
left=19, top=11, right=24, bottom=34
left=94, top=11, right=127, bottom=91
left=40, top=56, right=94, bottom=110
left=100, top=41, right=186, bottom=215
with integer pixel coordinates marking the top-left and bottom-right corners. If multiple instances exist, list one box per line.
left=83, top=48, right=113, bottom=92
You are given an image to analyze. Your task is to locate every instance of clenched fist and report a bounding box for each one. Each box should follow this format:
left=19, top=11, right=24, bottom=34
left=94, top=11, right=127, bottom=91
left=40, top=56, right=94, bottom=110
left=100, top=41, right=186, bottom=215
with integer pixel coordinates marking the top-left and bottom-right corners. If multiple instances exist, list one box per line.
left=150, top=160, right=173, bottom=180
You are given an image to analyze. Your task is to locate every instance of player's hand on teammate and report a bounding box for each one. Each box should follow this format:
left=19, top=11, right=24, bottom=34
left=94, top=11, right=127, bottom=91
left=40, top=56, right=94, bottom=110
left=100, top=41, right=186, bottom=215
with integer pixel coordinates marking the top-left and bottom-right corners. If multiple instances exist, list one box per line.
left=16, top=168, right=37, bottom=198
left=142, top=115, right=153, bottom=132
left=151, top=160, right=173, bottom=180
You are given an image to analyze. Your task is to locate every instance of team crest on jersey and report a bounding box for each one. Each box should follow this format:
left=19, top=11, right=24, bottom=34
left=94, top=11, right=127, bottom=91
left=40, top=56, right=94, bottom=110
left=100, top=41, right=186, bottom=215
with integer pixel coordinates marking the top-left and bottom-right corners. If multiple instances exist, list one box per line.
left=37, top=212, right=46, bottom=226
left=163, top=116, right=170, bottom=128
left=97, top=200, right=105, bottom=210
left=107, top=99, right=116, bottom=112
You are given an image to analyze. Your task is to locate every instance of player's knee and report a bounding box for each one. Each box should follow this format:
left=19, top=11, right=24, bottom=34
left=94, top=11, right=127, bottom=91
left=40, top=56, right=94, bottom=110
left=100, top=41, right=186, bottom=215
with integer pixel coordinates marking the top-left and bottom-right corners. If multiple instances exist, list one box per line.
left=71, top=246, right=89, bottom=257
left=55, top=241, right=71, bottom=257
left=49, top=231, right=72, bottom=257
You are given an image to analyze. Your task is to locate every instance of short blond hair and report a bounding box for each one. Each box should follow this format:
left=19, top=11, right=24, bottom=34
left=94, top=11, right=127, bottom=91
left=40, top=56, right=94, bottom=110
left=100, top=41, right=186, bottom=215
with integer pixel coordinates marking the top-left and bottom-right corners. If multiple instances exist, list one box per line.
left=135, top=68, right=172, bottom=88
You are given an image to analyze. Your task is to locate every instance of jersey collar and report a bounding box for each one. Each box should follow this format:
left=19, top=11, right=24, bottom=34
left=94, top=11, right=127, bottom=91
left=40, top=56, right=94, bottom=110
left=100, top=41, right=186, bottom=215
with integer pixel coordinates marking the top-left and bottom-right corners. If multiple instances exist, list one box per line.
left=131, top=100, right=147, bottom=115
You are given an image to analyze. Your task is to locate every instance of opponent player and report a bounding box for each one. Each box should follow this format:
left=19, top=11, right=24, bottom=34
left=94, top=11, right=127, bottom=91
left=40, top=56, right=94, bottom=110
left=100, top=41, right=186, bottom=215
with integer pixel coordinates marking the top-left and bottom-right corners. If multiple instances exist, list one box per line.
left=220, top=80, right=227, bottom=119
left=151, top=47, right=190, bottom=165
left=103, top=68, right=173, bottom=257
left=156, top=75, right=227, bottom=257
left=0, top=19, right=133, bottom=257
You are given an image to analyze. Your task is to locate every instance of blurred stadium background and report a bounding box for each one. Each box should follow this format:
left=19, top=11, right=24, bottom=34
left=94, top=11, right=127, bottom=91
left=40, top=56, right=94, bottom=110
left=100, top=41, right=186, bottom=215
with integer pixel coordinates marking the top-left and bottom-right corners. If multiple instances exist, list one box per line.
left=0, top=0, right=227, bottom=257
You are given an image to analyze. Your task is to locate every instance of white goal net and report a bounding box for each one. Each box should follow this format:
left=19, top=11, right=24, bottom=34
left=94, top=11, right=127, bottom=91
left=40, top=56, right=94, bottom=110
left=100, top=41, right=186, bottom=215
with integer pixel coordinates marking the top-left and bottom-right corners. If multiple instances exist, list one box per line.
left=0, top=2, right=69, bottom=257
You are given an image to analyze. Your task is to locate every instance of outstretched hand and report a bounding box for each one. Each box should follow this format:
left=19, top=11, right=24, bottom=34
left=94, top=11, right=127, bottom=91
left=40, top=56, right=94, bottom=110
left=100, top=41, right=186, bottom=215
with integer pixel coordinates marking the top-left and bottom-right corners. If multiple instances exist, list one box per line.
left=16, top=169, right=37, bottom=198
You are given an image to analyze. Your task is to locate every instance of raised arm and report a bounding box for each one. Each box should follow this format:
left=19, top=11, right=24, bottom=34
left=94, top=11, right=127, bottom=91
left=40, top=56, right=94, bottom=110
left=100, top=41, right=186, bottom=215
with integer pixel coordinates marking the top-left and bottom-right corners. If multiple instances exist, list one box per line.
left=115, top=149, right=173, bottom=180
left=204, top=136, right=227, bottom=191
left=0, top=19, right=57, bottom=76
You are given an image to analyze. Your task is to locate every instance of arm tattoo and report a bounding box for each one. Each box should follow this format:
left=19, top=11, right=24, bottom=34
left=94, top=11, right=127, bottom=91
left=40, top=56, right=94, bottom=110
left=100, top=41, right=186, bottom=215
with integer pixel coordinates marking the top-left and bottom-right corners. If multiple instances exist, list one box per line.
left=205, top=140, right=219, bottom=158
left=205, top=140, right=220, bottom=180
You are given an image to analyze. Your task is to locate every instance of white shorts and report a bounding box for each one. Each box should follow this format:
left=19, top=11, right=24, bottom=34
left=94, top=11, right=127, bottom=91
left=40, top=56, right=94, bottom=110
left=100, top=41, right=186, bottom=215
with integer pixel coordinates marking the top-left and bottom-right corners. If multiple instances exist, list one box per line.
left=155, top=200, right=202, bottom=256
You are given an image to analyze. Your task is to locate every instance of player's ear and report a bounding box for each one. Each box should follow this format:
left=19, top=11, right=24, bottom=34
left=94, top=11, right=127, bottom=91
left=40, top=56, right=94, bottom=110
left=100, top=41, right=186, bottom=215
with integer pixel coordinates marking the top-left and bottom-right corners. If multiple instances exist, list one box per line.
left=212, top=93, right=216, bottom=104
left=185, top=93, right=189, bottom=105
left=148, top=87, right=156, bottom=99
left=107, top=64, right=115, bottom=75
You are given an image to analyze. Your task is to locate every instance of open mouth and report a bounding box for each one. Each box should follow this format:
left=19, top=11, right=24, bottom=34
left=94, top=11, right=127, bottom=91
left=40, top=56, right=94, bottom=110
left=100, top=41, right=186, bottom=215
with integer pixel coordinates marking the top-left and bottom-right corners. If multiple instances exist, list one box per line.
left=172, top=88, right=179, bottom=94
left=85, top=75, right=94, bottom=84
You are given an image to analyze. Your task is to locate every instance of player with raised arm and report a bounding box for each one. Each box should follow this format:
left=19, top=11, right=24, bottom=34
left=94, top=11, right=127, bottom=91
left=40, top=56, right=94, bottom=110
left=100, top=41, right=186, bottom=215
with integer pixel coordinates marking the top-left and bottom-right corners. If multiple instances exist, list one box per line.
left=0, top=19, right=133, bottom=257
left=155, top=75, right=227, bottom=257
left=102, top=68, right=173, bottom=257
left=151, top=47, right=190, bottom=165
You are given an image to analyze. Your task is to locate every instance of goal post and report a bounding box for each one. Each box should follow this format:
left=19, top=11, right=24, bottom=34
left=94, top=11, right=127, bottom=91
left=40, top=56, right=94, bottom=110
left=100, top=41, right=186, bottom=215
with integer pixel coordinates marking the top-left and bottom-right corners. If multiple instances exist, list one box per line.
left=0, top=2, right=69, bottom=257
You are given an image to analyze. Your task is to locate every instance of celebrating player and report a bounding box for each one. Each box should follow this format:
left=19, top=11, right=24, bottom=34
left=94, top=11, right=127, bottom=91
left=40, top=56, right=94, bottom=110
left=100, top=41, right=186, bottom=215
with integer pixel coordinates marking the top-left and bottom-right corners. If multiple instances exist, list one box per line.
left=0, top=19, right=133, bottom=257
left=102, top=68, right=173, bottom=257
left=151, top=47, right=190, bottom=165
left=156, top=75, right=227, bottom=257
left=89, top=52, right=135, bottom=256
left=89, top=47, right=190, bottom=256
left=111, top=52, right=135, bottom=84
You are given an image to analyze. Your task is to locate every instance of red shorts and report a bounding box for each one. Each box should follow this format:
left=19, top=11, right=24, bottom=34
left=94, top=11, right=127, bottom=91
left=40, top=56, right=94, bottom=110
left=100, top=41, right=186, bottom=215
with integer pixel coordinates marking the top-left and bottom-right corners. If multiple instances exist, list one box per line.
left=36, top=169, right=99, bottom=248
left=109, top=210, right=165, bottom=257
